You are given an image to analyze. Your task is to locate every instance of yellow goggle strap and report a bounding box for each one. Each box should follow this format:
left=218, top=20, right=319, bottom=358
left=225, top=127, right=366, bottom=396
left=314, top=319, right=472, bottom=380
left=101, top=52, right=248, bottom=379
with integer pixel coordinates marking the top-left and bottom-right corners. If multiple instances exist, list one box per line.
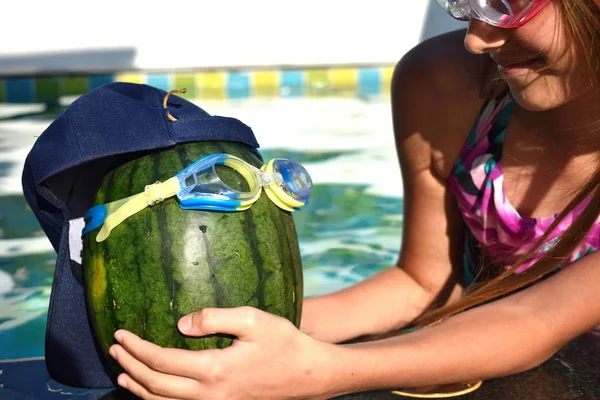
left=96, top=177, right=180, bottom=242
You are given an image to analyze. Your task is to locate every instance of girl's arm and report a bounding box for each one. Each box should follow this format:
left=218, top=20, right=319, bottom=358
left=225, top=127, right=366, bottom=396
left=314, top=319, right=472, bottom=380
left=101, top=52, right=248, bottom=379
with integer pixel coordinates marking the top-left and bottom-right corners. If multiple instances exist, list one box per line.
left=322, top=249, right=600, bottom=396
left=106, top=243, right=600, bottom=400
left=301, top=29, right=488, bottom=343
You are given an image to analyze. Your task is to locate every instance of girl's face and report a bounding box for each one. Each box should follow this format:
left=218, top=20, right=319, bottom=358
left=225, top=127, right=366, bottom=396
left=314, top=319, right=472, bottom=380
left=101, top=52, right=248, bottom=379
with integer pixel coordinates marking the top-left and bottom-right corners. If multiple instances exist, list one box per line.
left=464, top=3, right=592, bottom=111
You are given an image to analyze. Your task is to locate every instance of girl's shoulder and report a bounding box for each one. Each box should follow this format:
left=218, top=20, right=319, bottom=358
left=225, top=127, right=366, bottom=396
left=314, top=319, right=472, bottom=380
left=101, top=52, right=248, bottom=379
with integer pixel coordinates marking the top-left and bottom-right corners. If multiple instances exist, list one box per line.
left=392, top=29, right=496, bottom=179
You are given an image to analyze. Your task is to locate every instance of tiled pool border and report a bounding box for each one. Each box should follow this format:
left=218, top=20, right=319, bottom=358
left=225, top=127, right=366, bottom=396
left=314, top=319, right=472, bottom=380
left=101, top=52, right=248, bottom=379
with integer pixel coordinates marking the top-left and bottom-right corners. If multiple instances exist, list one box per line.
left=0, top=65, right=395, bottom=103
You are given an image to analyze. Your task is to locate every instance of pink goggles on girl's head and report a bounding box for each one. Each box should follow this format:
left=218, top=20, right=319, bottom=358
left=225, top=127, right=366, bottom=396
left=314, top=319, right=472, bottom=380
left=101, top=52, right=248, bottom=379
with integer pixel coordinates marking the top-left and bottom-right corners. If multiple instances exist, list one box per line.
left=437, top=0, right=551, bottom=28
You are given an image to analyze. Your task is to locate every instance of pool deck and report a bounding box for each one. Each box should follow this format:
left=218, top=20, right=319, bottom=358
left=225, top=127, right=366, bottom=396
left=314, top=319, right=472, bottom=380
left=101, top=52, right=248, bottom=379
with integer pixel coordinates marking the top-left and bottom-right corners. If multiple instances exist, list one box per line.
left=343, top=331, right=600, bottom=400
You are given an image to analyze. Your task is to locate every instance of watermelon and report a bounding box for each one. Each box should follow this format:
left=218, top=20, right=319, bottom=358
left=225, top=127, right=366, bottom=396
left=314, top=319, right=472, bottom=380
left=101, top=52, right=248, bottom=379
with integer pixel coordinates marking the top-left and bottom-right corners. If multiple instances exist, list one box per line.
left=82, top=141, right=303, bottom=365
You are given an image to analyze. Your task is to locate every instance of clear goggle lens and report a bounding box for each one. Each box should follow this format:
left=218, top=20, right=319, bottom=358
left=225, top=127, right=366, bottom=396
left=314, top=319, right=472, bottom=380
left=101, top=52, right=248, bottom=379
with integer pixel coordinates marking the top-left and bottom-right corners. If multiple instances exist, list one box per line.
left=269, top=159, right=312, bottom=204
left=436, top=0, right=549, bottom=28
left=179, top=157, right=255, bottom=201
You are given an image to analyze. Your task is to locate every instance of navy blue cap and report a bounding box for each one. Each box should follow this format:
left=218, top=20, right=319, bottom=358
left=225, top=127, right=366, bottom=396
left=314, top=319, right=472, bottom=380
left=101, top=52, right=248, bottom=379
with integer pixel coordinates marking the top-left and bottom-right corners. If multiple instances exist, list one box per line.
left=21, top=82, right=261, bottom=388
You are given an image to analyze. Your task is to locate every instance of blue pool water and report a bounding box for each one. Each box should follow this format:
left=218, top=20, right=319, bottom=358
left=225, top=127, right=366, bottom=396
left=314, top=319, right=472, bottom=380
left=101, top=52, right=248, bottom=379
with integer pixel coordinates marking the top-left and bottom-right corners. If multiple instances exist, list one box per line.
left=0, top=97, right=403, bottom=396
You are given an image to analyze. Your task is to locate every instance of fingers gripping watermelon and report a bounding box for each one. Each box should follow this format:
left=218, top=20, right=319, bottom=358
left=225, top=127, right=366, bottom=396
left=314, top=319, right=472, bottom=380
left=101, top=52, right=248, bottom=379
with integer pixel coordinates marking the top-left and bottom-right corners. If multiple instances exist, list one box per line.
left=82, top=141, right=303, bottom=361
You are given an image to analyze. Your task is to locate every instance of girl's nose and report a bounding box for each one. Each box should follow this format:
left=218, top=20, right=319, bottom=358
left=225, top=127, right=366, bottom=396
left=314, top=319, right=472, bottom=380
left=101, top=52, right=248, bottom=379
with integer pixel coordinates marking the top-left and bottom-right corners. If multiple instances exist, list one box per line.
left=464, top=19, right=509, bottom=54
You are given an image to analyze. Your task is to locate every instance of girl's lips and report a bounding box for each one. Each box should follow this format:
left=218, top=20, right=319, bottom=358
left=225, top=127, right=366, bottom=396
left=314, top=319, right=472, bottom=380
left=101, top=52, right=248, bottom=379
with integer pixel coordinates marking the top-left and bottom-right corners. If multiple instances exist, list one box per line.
left=497, top=57, right=546, bottom=75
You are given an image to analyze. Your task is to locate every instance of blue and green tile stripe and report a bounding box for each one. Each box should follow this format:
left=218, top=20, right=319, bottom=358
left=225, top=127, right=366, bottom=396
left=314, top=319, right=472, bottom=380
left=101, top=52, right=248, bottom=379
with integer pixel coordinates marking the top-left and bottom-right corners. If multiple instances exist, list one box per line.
left=0, top=66, right=394, bottom=103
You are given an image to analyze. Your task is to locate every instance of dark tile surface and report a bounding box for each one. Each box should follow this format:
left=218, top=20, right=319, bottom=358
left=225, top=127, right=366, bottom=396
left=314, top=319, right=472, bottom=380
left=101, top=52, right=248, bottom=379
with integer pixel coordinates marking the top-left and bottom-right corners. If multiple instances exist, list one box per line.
left=335, top=331, right=600, bottom=400
left=2, top=332, right=598, bottom=400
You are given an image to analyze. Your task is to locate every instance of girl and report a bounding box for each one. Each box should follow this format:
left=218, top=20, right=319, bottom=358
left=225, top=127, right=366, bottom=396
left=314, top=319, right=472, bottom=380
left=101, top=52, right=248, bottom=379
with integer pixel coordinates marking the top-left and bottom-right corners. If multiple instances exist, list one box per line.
left=107, top=1, right=600, bottom=398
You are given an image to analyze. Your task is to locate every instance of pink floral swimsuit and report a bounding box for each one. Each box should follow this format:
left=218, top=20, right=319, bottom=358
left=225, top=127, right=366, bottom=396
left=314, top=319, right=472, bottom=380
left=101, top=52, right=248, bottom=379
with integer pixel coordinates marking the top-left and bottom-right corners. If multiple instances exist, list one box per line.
left=448, top=94, right=600, bottom=285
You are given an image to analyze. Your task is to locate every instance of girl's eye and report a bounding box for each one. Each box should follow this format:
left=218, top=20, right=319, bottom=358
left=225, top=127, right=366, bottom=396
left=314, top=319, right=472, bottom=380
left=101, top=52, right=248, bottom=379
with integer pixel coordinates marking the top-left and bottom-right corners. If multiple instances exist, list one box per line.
left=486, top=0, right=512, bottom=14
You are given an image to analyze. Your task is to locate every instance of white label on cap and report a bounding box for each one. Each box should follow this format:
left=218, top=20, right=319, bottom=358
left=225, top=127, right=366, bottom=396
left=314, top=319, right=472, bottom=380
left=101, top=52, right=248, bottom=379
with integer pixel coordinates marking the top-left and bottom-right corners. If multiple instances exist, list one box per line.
left=69, top=217, right=84, bottom=265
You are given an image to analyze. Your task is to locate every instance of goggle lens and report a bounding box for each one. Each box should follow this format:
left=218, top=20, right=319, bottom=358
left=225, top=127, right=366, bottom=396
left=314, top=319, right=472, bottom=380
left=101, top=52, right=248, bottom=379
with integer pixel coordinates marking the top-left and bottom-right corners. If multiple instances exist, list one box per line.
left=271, top=159, right=313, bottom=203
left=436, top=0, right=469, bottom=20
left=178, top=155, right=260, bottom=204
left=436, top=0, right=549, bottom=27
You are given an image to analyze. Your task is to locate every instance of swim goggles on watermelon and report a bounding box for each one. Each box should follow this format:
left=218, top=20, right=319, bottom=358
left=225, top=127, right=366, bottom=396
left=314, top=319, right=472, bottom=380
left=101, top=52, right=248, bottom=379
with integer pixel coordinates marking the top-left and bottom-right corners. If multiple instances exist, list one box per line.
left=436, top=0, right=550, bottom=28
left=83, top=153, right=313, bottom=242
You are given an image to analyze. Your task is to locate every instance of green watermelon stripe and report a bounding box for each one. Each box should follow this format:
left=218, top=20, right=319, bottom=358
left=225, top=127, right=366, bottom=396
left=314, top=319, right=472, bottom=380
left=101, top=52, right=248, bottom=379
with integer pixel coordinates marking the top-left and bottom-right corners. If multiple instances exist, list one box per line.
left=287, top=214, right=303, bottom=325
left=159, top=149, right=192, bottom=348
left=243, top=211, right=268, bottom=311
left=155, top=204, right=186, bottom=348
left=191, top=217, right=224, bottom=350
left=260, top=202, right=292, bottom=316
left=132, top=157, right=149, bottom=340
left=146, top=151, right=185, bottom=348
left=204, top=236, right=227, bottom=349
left=268, top=211, right=296, bottom=322
left=205, top=234, right=225, bottom=308
left=112, top=158, right=145, bottom=341
left=111, top=159, right=144, bottom=334
left=177, top=143, right=195, bottom=166
left=209, top=142, right=228, bottom=157
left=286, top=216, right=303, bottom=326
left=97, top=170, right=120, bottom=347
left=152, top=151, right=178, bottom=318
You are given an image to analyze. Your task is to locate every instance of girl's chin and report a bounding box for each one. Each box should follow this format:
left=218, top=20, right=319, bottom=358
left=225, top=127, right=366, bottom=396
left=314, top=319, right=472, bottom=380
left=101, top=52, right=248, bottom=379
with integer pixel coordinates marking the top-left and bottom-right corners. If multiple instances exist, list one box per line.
left=506, top=82, right=568, bottom=112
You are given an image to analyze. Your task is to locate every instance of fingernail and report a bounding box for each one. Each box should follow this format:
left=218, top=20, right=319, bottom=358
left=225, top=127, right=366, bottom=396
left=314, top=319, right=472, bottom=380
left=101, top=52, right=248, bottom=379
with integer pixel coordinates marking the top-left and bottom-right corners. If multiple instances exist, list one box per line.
left=109, top=346, right=117, bottom=360
left=179, top=316, right=192, bottom=332
left=114, top=331, right=123, bottom=343
left=118, top=374, right=128, bottom=389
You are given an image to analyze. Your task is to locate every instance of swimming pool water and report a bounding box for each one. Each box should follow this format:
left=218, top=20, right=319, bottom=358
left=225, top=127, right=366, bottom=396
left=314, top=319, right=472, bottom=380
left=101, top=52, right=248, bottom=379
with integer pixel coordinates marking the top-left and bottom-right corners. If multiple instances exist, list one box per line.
left=0, top=97, right=404, bottom=361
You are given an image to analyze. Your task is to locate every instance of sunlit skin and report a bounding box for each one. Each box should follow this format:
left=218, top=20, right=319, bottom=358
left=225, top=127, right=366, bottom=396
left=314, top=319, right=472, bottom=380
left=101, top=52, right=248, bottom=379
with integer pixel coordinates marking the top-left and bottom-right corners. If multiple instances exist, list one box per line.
left=466, top=3, right=600, bottom=138
left=109, top=307, right=334, bottom=400
left=465, top=3, right=600, bottom=221
left=106, top=3, right=600, bottom=399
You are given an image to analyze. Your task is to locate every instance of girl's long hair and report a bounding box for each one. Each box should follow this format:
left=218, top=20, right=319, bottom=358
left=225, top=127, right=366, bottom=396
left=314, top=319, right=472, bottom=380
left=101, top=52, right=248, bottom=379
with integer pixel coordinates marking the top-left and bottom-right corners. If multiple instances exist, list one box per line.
left=418, top=0, right=600, bottom=326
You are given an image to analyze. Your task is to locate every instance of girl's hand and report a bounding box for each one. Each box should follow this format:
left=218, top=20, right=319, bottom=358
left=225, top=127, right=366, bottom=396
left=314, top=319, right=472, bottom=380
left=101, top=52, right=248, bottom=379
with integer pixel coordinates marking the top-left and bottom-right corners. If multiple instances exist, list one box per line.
left=109, top=306, right=336, bottom=400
